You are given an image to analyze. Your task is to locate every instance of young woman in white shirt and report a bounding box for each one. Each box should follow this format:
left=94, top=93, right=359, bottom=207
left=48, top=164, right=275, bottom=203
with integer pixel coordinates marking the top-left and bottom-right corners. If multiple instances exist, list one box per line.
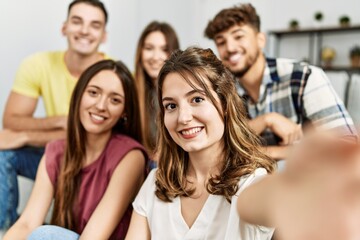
left=126, top=46, right=276, bottom=240
left=126, top=46, right=360, bottom=240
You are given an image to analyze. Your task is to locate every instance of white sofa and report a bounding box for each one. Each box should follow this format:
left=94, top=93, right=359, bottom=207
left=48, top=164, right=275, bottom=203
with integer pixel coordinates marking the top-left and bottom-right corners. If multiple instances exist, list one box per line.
left=18, top=176, right=53, bottom=223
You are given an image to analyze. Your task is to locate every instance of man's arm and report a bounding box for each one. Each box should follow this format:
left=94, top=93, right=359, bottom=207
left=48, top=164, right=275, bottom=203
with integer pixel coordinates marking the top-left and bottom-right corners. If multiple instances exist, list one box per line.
left=248, top=112, right=303, bottom=145
left=262, top=145, right=290, bottom=161
left=0, top=129, right=66, bottom=149
left=303, top=67, right=357, bottom=136
left=247, top=114, right=268, bottom=135
left=1, top=92, right=67, bottom=148
left=3, top=92, right=67, bottom=131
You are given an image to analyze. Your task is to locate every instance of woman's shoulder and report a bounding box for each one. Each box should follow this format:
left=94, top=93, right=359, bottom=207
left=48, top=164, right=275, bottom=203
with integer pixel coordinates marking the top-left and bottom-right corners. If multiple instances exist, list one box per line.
left=104, top=134, right=149, bottom=171
left=137, top=169, right=157, bottom=197
left=145, top=168, right=157, bottom=183
left=238, top=168, right=268, bottom=191
left=132, top=169, right=157, bottom=216
left=44, top=139, right=66, bottom=185
left=111, top=134, right=144, bottom=149
left=45, top=139, right=66, bottom=155
left=108, top=134, right=147, bottom=155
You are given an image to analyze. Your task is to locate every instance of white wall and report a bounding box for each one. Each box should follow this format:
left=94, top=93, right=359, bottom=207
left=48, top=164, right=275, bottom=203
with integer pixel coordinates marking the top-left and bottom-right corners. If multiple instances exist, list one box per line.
left=0, top=1, right=69, bottom=125
left=1, top=0, right=359, bottom=127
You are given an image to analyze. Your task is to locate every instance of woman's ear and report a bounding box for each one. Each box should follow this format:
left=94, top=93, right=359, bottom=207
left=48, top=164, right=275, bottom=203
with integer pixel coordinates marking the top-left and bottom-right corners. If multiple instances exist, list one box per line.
left=120, top=115, right=128, bottom=123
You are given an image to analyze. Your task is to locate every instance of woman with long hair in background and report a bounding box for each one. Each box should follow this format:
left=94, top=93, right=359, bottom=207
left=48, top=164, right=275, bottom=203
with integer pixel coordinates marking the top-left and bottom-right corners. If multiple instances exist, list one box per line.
left=134, top=21, right=180, bottom=162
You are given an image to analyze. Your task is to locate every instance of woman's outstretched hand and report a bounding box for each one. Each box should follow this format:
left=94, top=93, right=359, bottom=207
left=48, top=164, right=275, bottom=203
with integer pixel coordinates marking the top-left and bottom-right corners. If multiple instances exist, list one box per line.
left=272, top=133, right=360, bottom=240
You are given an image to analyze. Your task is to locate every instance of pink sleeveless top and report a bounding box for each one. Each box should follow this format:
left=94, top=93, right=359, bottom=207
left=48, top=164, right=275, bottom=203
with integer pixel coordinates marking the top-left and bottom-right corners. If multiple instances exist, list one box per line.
left=45, top=134, right=148, bottom=239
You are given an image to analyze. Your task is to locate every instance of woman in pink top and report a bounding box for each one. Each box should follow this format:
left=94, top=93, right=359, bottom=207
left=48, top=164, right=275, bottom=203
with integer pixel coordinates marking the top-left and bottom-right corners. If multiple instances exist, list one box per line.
left=4, top=59, right=148, bottom=240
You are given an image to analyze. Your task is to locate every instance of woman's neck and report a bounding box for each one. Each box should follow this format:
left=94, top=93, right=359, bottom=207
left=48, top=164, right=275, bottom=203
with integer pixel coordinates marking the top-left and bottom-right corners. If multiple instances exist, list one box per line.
left=187, top=146, right=224, bottom=183
left=84, top=132, right=112, bottom=166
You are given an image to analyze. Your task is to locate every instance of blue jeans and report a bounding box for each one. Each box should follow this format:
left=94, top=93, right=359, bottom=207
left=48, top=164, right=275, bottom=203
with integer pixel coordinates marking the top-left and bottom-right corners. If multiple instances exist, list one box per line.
left=148, top=160, right=157, bottom=170
left=0, top=147, right=44, bottom=230
left=27, top=225, right=79, bottom=240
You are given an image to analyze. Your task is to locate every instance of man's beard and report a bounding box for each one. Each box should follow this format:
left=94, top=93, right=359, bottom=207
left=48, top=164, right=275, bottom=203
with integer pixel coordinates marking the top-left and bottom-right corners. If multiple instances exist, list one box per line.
left=233, top=65, right=251, bottom=78
left=232, top=50, right=260, bottom=78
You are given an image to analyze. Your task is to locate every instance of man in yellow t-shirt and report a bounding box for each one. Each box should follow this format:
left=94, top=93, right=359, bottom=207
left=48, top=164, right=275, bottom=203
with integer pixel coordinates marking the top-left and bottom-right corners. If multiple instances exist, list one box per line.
left=0, top=0, right=109, bottom=230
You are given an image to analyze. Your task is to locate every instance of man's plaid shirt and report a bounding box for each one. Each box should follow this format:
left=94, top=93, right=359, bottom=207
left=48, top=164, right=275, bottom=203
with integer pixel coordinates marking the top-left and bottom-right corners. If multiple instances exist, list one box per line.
left=236, top=58, right=357, bottom=145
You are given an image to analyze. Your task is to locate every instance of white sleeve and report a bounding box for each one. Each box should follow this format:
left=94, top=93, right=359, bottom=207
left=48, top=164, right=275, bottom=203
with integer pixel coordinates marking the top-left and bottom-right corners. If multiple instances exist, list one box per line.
left=238, top=168, right=268, bottom=192
left=237, top=168, right=274, bottom=239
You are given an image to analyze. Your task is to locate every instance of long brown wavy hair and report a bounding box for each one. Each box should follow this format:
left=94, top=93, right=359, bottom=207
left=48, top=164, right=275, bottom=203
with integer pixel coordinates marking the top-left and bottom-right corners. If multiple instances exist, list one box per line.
left=134, top=21, right=180, bottom=155
left=51, top=60, right=142, bottom=230
left=155, top=47, right=275, bottom=202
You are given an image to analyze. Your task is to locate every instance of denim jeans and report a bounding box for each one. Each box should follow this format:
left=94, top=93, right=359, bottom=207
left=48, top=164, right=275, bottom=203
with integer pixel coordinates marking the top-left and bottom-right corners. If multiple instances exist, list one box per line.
left=0, top=147, right=44, bottom=230
left=148, top=159, right=157, bottom=170
left=27, top=225, right=79, bottom=240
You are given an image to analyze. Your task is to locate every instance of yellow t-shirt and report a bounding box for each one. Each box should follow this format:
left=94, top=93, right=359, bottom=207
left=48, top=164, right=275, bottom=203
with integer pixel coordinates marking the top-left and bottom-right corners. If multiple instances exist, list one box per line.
left=12, top=51, right=109, bottom=117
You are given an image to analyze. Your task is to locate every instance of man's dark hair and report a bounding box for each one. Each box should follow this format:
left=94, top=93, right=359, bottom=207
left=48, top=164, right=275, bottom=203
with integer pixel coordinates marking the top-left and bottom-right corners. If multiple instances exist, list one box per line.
left=68, top=0, right=108, bottom=24
left=204, top=3, right=260, bottom=39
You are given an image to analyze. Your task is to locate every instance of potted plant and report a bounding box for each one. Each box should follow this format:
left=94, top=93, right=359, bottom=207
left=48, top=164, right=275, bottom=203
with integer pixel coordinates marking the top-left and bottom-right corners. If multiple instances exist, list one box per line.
left=314, top=11, right=323, bottom=27
left=289, top=19, right=299, bottom=30
left=350, top=45, right=360, bottom=67
left=339, top=15, right=350, bottom=27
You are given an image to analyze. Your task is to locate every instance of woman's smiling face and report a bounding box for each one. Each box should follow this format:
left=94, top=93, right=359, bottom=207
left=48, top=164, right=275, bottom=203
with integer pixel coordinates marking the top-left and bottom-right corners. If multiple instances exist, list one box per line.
left=161, top=72, right=225, bottom=154
left=80, top=70, right=125, bottom=137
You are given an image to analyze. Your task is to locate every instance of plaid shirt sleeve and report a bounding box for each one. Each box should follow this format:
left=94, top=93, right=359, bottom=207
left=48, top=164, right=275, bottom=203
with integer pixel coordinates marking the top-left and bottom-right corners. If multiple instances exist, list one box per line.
left=302, top=66, right=357, bottom=136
